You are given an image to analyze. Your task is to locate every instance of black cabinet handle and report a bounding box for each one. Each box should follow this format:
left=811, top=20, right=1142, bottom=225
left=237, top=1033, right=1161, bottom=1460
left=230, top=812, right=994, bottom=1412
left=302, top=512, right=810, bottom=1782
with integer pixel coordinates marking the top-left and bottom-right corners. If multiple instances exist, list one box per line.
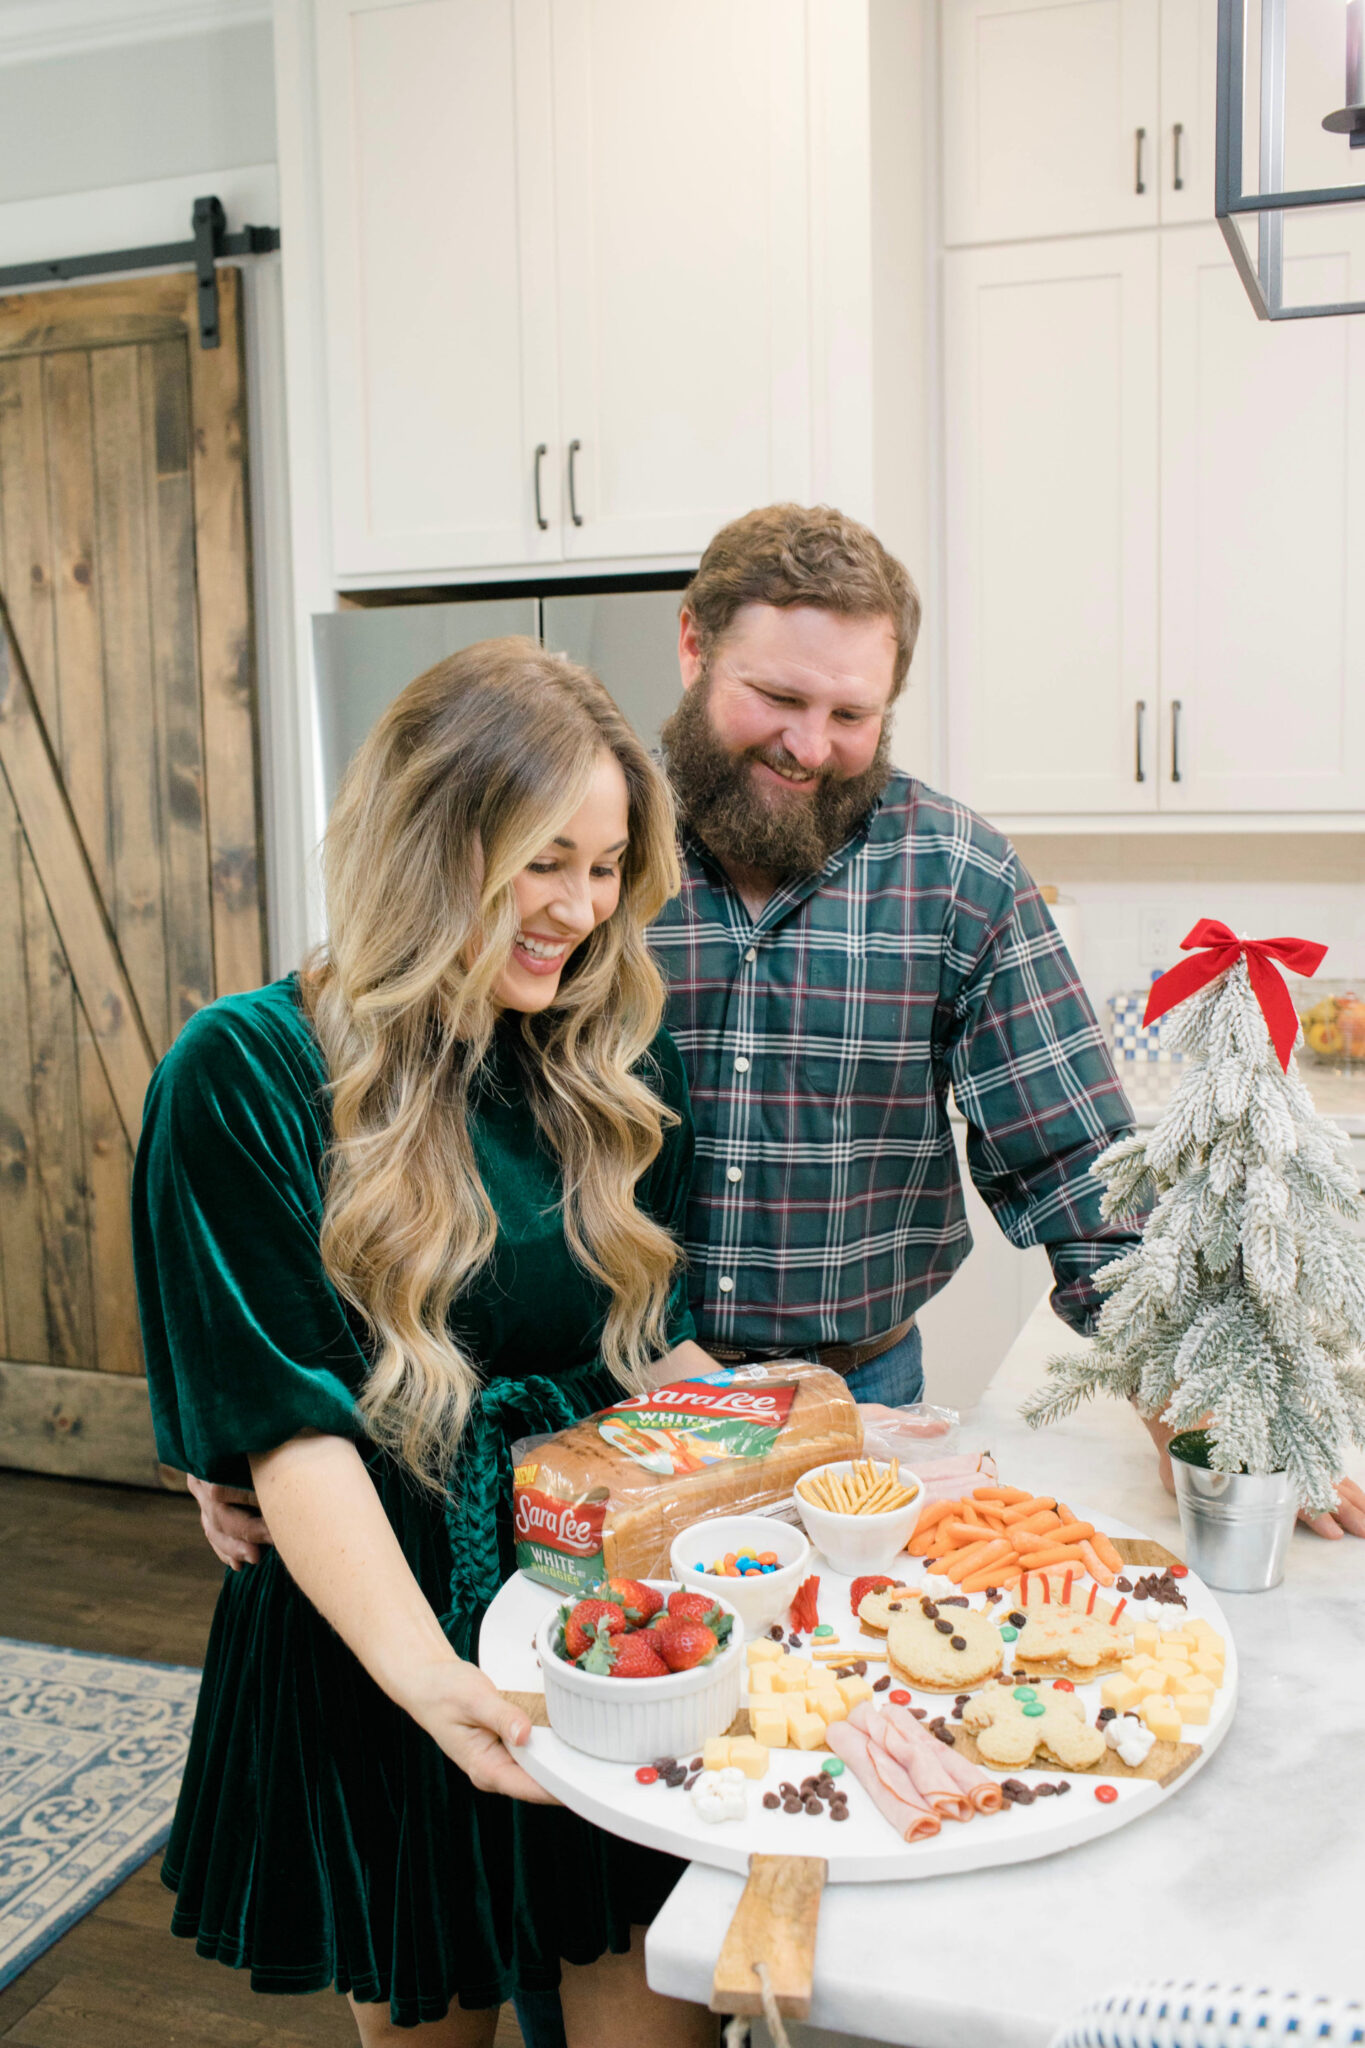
left=1173, top=121, right=1185, bottom=191
left=1135, top=700, right=1147, bottom=783
left=568, top=438, right=584, bottom=527
left=1171, top=699, right=1183, bottom=783
left=533, top=443, right=548, bottom=531
left=1135, top=126, right=1147, bottom=195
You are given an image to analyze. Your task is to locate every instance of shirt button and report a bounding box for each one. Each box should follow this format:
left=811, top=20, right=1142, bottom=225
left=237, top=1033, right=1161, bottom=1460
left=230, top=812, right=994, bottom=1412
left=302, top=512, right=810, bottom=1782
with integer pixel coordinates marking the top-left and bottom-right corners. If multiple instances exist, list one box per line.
left=726, top=1166, right=742, bottom=1183
left=718, top=1276, right=734, bottom=1293
left=744, top=947, right=757, bottom=964
left=733, top=1056, right=750, bottom=1073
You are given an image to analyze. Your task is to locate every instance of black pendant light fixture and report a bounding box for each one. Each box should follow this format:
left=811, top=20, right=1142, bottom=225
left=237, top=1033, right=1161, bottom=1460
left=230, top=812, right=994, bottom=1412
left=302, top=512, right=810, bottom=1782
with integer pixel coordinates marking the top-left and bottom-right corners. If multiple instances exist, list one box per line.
left=1216, top=0, right=1365, bottom=318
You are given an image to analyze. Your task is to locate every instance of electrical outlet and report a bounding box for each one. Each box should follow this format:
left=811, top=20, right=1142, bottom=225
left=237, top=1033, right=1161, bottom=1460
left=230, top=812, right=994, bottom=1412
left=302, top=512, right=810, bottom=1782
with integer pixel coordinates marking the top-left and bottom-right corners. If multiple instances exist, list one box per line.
left=1140, top=909, right=1181, bottom=971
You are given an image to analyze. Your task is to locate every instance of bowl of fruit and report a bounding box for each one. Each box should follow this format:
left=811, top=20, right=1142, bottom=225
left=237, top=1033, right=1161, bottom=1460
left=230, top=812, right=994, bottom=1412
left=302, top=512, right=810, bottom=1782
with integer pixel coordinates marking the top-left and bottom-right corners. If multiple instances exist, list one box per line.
left=1297, top=984, right=1365, bottom=1068
left=537, top=1577, right=745, bottom=1762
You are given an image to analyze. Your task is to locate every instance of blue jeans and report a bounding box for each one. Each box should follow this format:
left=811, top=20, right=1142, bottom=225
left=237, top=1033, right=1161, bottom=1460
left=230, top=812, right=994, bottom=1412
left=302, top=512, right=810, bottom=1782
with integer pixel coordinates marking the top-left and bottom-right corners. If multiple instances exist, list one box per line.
left=840, top=1319, right=924, bottom=1407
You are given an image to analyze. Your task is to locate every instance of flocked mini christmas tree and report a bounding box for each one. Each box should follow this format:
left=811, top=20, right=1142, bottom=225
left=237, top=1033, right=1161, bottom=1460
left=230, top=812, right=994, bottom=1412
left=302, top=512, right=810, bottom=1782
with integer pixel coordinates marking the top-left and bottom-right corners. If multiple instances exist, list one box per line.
left=1024, top=921, right=1365, bottom=1515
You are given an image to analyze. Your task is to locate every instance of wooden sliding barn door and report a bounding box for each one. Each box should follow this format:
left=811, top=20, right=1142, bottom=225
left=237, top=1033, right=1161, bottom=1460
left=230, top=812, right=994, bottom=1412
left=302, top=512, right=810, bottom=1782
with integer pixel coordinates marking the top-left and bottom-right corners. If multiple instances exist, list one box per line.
left=0, top=269, right=264, bottom=1485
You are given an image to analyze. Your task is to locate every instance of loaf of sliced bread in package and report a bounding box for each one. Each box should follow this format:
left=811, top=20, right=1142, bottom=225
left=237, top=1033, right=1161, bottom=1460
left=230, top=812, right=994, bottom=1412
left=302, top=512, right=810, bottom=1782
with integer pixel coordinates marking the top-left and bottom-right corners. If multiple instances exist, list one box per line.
left=512, top=1362, right=861, bottom=1596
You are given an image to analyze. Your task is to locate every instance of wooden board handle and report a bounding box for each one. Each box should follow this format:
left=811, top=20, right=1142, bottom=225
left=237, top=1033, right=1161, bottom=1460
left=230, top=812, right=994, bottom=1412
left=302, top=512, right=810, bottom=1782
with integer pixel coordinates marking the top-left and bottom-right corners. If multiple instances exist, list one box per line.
left=710, top=1853, right=827, bottom=2020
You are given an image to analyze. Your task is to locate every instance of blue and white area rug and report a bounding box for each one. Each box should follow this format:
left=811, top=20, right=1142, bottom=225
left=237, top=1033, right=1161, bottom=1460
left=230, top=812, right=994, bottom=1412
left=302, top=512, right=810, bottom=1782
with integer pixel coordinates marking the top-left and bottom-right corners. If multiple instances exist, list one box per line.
left=0, top=1637, right=199, bottom=1990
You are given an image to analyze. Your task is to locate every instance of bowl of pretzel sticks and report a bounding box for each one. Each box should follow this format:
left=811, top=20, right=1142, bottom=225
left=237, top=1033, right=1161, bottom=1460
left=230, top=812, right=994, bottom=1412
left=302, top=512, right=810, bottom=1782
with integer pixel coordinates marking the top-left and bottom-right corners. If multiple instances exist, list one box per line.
left=792, top=1457, right=922, bottom=1574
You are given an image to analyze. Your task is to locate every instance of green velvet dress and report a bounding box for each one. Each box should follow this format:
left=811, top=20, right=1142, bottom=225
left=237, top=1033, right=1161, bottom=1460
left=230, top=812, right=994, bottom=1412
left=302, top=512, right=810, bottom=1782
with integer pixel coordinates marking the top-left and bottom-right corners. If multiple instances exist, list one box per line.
left=132, top=976, right=695, bottom=2025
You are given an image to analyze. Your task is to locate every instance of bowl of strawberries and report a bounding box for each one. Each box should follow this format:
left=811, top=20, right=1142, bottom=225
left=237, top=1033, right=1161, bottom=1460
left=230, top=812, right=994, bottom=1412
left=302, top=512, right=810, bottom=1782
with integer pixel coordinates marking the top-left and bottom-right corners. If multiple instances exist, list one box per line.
left=537, top=1576, right=745, bottom=1761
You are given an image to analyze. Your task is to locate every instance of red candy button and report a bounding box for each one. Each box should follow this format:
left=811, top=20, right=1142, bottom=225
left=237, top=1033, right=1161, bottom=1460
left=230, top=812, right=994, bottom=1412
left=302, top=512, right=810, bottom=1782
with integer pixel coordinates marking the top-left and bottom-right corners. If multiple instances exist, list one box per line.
left=1051, top=1679, right=1075, bottom=1692
left=635, top=1767, right=659, bottom=1785
left=1169, top=1564, right=1189, bottom=1578
left=1094, top=1783, right=1118, bottom=1803
left=888, top=1689, right=912, bottom=1706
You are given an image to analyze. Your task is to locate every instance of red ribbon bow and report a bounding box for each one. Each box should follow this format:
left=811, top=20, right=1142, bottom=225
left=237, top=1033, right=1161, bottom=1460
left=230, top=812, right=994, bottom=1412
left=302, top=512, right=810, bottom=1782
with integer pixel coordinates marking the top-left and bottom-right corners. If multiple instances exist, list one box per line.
left=1142, top=919, right=1327, bottom=1071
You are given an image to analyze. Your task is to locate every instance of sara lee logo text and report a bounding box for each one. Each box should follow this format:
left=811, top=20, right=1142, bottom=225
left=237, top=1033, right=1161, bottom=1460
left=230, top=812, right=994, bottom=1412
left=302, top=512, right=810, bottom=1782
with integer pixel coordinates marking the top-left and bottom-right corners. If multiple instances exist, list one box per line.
left=513, top=1486, right=605, bottom=1558
left=605, top=1379, right=795, bottom=1423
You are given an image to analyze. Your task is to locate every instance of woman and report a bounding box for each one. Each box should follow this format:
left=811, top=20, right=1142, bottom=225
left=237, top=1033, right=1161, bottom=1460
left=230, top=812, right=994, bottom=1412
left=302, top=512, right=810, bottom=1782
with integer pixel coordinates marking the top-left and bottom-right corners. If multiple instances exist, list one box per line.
left=132, top=641, right=717, bottom=2046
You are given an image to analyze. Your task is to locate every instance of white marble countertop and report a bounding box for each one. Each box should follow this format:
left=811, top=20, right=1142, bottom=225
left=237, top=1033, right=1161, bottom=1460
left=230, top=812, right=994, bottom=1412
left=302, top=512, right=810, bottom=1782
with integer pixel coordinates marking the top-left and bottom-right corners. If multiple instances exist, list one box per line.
left=644, top=1294, right=1365, bottom=2046
left=1121, top=1059, right=1365, bottom=1136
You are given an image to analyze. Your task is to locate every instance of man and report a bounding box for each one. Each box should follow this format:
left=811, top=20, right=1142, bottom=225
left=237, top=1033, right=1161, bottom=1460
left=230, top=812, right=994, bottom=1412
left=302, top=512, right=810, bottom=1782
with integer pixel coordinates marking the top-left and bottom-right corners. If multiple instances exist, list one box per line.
left=649, top=501, right=1137, bottom=1406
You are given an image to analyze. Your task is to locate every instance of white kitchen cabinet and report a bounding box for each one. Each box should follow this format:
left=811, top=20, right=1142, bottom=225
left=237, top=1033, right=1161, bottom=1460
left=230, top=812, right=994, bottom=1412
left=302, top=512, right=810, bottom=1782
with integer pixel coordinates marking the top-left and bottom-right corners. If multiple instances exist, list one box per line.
left=943, top=234, right=1160, bottom=817
left=313, top=0, right=826, bottom=579
left=1159, top=221, right=1365, bottom=813
left=316, top=0, right=562, bottom=577
left=942, top=0, right=1219, bottom=245
left=550, top=0, right=813, bottom=561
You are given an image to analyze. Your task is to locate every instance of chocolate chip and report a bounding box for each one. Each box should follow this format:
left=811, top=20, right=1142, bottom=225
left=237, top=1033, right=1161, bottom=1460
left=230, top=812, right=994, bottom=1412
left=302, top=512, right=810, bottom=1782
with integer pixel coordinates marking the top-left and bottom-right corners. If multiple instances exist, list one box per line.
left=684, top=1773, right=700, bottom=1791
left=769, top=1624, right=785, bottom=1640
left=652, top=1757, right=676, bottom=1773
left=910, top=1707, right=927, bottom=1720
left=1007, top=1611, right=1027, bottom=1628
left=804, top=1798, right=822, bottom=1816
left=782, top=1798, right=803, bottom=1814
left=950, top=1635, right=967, bottom=1651
left=1054, top=1778, right=1073, bottom=1795
left=928, top=1716, right=946, bottom=1730
left=940, top=1596, right=969, bottom=1609
left=889, top=1602, right=903, bottom=1613
left=778, top=1782, right=797, bottom=1798
left=934, top=1619, right=954, bottom=1635
left=933, top=1727, right=956, bottom=1746
left=763, top=1792, right=780, bottom=1810
left=788, top=1633, right=803, bottom=1648
left=873, top=1674, right=891, bottom=1692
left=954, top=1693, right=970, bottom=1703
left=984, top=1586, right=999, bottom=1599
left=835, top=1666, right=854, bottom=1680
left=1115, top=1577, right=1132, bottom=1593
left=1006, top=1779, right=1034, bottom=1803
left=1034, top=1781, right=1056, bottom=1796
left=853, top=1661, right=867, bottom=1676
left=920, top=1599, right=938, bottom=1618
left=951, top=1703, right=964, bottom=1719
left=691, top=1757, right=703, bottom=1772
left=665, top=1766, right=687, bottom=1787
left=831, top=1804, right=850, bottom=1821
left=829, top=1793, right=848, bottom=1811
left=799, top=1777, right=819, bottom=1794
left=1097, top=1706, right=1116, bottom=1723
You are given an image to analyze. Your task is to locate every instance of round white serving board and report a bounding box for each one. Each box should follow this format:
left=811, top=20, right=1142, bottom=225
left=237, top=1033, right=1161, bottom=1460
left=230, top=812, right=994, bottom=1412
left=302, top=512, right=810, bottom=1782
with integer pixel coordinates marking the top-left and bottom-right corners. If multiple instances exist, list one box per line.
left=478, top=1504, right=1238, bottom=1883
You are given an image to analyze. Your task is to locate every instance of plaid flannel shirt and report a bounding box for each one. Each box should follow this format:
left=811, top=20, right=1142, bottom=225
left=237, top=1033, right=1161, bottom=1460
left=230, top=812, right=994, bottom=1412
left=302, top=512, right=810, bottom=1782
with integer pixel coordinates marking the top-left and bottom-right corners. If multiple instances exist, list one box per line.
left=648, top=772, right=1138, bottom=1352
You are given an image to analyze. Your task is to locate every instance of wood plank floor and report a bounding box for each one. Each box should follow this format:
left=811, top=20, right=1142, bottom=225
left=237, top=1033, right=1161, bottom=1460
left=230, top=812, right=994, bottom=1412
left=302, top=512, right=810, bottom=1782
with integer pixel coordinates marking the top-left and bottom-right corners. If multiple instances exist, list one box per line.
left=0, top=1469, right=524, bottom=2046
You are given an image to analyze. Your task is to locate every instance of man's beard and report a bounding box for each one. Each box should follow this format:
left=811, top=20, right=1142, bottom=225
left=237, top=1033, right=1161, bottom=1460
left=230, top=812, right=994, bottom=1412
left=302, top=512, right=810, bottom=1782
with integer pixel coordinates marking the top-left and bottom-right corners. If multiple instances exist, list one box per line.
left=660, top=673, right=891, bottom=879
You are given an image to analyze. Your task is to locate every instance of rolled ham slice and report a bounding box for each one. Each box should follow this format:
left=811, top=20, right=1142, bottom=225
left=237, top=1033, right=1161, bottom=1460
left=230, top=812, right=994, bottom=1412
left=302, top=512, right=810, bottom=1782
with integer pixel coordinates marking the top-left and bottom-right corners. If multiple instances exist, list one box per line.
left=880, top=1699, right=1004, bottom=1815
left=849, top=1702, right=972, bottom=1823
left=824, top=1720, right=941, bottom=1844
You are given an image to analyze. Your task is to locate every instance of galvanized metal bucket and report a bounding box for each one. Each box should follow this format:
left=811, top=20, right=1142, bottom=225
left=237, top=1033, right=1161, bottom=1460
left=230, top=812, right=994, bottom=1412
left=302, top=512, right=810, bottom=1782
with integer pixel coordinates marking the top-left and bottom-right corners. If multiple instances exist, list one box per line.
left=1169, top=1431, right=1299, bottom=1592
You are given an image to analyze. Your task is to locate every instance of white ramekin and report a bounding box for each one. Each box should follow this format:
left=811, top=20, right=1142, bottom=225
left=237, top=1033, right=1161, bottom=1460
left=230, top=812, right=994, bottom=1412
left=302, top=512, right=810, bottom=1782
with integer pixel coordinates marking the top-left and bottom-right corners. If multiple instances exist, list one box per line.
left=537, top=1581, right=744, bottom=1762
left=669, top=1515, right=811, bottom=1637
left=791, top=1460, right=922, bottom=1575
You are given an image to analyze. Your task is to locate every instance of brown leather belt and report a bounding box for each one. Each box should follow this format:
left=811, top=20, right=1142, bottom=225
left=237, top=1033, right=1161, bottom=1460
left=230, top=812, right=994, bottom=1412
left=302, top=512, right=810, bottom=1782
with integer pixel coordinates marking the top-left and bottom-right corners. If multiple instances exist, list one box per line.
left=706, top=1316, right=915, bottom=1378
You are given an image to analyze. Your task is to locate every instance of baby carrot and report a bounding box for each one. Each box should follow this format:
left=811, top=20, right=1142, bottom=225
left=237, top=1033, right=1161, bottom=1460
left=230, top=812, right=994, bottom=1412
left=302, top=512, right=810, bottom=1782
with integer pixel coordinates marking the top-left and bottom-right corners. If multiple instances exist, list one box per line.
left=1051, top=1520, right=1096, bottom=1545
left=1013, top=1509, right=1062, bottom=1536
left=974, top=1485, right=1031, bottom=1504
left=960, top=1562, right=1021, bottom=1593
left=940, top=1541, right=1001, bottom=1583
left=1078, top=1538, right=1115, bottom=1586
left=909, top=1499, right=954, bottom=1543
left=1000, top=1496, right=1057, bottom=1525
left=1090, top=1531, right=1124, bottom=1573
left=1018, top=1542, right=1088, bottom=1570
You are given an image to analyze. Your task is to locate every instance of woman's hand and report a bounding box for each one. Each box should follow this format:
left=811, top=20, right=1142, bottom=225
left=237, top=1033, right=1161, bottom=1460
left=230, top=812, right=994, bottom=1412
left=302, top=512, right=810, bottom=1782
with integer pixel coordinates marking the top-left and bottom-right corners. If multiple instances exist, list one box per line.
left=1297, top=1477, right=1365, bottom=1540
left=399, top=1655, right=556, bottom=1803
left=186, top=1476, right=274, bottom=1570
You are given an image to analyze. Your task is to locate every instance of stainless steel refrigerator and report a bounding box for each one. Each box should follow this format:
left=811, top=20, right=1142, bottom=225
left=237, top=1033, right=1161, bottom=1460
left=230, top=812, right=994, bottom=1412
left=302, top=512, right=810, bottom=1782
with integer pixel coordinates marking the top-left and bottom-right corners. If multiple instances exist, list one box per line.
left=313, top=589, right=684, bottom=808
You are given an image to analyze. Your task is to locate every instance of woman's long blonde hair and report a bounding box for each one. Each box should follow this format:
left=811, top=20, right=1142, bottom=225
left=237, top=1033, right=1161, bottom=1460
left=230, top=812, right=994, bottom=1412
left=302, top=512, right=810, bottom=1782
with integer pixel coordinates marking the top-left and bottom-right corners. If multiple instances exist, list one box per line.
left=303, top=638, right=684, bottom=1489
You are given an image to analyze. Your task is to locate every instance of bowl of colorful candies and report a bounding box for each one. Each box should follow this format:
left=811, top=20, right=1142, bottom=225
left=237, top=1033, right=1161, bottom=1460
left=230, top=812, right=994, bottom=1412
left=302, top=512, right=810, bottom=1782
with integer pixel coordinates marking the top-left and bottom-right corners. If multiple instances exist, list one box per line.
left=669, top=1514, right=811, bottom=1637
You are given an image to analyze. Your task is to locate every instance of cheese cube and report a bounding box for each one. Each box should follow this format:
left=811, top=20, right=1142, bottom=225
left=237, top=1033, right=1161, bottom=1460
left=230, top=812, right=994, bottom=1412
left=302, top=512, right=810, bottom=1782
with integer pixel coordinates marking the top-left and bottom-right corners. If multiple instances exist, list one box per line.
left=1159, top=1661, right=1194, bottom=1694
left=703, top=1738, right=731, bottom=1773
left=1180, top=1673, right=1216, bottom=1698
left=747, top=1667, right=775, bottom=1694
left=772, top=1660, right=810, bottom=1693
left=782, top=1696, right=813, bottom=1734
left=1155, top=1640, right=1193, bottom=1662
left=790, top=1712, right=827, bottom=1750
left=1173, top=1692, right=1210, bottom=1726
left=805, top=1687, right=840, bottom=1715
left=1159, top=1627, right=1194, bottom=1650
left=749, top=1706, right=790, bottom=1750
left=1186, top=1619, right=1223, bottom=1651
left=1134, top=1670, right=1167, bottom=1700
left=727, top=1736, right=769, bottom=1779
left=1100, top=1673, right=1143, bottom=1713
left=1133, top=1621, right=1160, bottom=1654
left=746, top=1638, right=784, bottom=1665
left=1191, top=1652, right=1225, bottom=1684
left=836, top=1676, right=875, bottom=1710
left=817, top=1692, right=848, bottom=1724
left=1121, top=1654, right=1159, bottom=1678
left=1140, top=1695, right=1182, bottom=1741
